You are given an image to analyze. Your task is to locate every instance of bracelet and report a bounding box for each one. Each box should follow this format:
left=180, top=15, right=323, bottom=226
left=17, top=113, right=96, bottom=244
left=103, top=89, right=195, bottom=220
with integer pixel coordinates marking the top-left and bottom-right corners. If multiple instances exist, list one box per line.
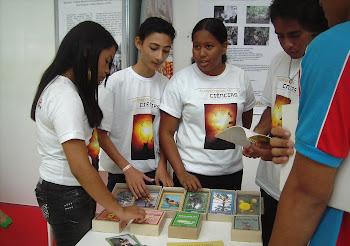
left=122, top=164, right=132, bottom=173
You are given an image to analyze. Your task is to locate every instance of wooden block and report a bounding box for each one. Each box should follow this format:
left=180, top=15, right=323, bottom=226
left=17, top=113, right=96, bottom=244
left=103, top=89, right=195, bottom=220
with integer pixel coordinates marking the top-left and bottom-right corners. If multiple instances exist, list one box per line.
left=129, top=210, right=166, bottom=236
left=231, top=215, right=262, bottom=242
left=168, top=212, right=202, bottom=240
left=92, top=209, right=127, bottom=233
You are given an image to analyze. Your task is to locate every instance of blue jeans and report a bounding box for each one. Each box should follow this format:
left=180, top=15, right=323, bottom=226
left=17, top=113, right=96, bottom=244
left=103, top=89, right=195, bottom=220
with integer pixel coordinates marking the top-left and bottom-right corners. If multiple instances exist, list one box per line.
left=107, top=170, right=156, bottom=192
left=35, top=179, right=95, bottom=246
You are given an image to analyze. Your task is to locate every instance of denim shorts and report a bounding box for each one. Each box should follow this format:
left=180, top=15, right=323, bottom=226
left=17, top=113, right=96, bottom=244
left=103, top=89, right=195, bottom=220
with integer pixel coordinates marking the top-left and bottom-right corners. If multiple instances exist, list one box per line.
left=35, top=178, right=95, bottom=246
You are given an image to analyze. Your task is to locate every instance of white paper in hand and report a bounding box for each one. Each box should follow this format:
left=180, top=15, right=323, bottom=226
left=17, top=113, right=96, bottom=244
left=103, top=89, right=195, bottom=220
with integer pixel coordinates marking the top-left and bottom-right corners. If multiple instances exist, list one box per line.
left=215, top=126, right=270, bottom=147
left=280, top=104, right=298, bottom=191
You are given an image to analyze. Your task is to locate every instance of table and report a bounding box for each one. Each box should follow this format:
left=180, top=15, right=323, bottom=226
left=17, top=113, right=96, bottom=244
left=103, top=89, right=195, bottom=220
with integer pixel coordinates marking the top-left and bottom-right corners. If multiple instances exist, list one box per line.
left=77, top=218, right=263, bottom=246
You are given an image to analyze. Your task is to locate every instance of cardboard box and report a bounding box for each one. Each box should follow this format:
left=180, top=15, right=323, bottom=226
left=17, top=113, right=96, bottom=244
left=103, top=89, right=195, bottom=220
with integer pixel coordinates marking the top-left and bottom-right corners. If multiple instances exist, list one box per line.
left=92, top=209, right=128, bottom=233
left=134, top=185, right=163, bottom=210
left=235, top=191, right=262, bottom=216
left=129, top=210, right=166, bottom=236
left=168, top=212, right=202, bottom=240
left=207, top=189, right=236, bottom=222
left=158, top=187, right=186, bottom=218
left=231, top=215, right=262, bottom=242
left=182, top=188, right=211, bottom=221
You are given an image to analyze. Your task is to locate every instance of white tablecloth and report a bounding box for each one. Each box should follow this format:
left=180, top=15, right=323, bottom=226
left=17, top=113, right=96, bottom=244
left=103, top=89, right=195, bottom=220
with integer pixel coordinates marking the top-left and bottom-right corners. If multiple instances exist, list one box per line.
left=77, top=218, right=263, bottom=246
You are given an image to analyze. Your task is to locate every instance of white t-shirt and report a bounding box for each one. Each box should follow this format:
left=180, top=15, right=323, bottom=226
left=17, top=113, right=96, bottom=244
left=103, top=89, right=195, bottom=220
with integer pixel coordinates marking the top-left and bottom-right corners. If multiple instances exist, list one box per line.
left=255, top=51, right=301, bottom=200
left=98, top=67, right=168, bottom=174
left=160, top=63, right=256, bottom=176
left=35, top=76, right=94, bottom=186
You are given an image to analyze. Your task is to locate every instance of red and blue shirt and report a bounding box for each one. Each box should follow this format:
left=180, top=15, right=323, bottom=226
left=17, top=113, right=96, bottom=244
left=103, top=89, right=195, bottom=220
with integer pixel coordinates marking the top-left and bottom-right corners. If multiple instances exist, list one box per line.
left=295, top=21, right=350, bottom=246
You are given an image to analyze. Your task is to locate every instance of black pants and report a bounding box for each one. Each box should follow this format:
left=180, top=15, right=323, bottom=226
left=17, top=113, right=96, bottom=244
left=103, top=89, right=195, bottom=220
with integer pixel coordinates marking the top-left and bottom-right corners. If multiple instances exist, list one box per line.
left=173, top=170, right=243, bottom=190
left=107, top=170, right=157, bottom=192
left=35, top=179, right=95, bottom=246
left=261, top=189, right=279, bottom=246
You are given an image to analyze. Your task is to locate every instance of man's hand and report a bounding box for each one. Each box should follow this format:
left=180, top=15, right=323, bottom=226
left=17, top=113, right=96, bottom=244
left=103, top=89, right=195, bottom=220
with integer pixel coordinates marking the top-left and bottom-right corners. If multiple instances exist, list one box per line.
left=270, top=126, right=295, bottom=164
left=124, top=166, right=154, bottom=199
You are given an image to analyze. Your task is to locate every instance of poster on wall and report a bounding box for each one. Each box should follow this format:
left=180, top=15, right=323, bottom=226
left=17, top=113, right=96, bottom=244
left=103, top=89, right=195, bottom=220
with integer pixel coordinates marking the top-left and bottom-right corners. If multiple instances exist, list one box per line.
left=55, top=0, right=123, bottom=74
left=146, top=0, right=174, bottom=79
left=199, top=0, right=282, bottom=114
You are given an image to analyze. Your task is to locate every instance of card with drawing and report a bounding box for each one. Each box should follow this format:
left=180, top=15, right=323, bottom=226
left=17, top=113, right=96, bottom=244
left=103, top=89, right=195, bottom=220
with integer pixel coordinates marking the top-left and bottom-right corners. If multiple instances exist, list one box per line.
left=236, top=195, right=260, bottom=215
left=210, top=190, right=234, bottom=214
left=183, top=191, right=209, bottom=213
left=133, top=210, right=164, bottom=225
left=95, top=209, right=121, bottom=222
left=159, top=192, right=184, bottom=211
left=105, top=234, right=140, bottom=246
left=114, top=188, right=133, bottom=206
left=234, top=216, right=260, bottom=231
left=135, top=192, right=159, bottom=209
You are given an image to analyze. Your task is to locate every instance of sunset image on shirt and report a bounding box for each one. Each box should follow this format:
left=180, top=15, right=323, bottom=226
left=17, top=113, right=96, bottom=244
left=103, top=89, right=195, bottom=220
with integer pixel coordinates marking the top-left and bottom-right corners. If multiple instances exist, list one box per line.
left=131, top=114, right=155, bottom=160
left=272, top=94, right=291, bottom=128
left=204, top=103, right=237, bottom=150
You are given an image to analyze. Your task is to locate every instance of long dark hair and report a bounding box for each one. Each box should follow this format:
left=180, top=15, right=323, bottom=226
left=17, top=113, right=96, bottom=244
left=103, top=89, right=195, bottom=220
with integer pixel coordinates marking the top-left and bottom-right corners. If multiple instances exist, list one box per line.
left=191, top=18, right=228, bottom=63
left=30, top=21, right=117, bottom=127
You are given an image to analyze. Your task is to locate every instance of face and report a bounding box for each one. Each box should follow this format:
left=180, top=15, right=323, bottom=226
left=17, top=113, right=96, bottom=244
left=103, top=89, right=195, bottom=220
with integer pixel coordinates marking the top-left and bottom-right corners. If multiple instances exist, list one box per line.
left=319, top=0, right=350, bottom=27
left=273, top=17, right=318, bottom=59
left=98, top=45, right=116, bottom=82
left=192, top=30, right=227, bottom=76
left=136, top=32, right=172, bottom=73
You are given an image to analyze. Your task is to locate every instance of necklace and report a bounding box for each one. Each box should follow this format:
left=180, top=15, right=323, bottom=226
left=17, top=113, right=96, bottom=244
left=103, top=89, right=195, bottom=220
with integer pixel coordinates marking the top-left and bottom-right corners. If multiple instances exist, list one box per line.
left=288, top=58, right=299, bottom=83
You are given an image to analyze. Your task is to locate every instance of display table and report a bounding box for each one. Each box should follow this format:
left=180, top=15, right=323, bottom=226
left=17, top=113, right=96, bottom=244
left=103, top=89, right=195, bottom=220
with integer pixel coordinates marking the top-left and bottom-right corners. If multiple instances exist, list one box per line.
left=77, top=218, right=263, bottom=246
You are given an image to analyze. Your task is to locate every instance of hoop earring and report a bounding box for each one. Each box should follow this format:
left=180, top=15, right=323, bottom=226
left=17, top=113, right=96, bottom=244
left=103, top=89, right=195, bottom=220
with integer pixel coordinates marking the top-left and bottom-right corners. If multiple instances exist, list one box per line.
left=88, top=68, right=91, bottom=81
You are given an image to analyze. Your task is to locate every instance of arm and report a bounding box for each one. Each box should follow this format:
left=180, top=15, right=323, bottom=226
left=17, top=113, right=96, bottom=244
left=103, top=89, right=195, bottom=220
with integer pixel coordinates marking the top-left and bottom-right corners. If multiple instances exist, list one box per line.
left=154, top=148, right=174, bottom=187
left=269, top=152, right=337, bottom=245
left=62, top=139, right=145, bottom=221
left=97, top=129, right=153, bottom=199
left=159, top=111, right=202, bottom=191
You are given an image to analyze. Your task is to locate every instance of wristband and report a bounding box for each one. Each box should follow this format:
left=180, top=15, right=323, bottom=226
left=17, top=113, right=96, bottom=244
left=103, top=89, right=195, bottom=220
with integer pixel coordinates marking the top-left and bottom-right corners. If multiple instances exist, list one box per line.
left=122, top=164, right=132, bottom=173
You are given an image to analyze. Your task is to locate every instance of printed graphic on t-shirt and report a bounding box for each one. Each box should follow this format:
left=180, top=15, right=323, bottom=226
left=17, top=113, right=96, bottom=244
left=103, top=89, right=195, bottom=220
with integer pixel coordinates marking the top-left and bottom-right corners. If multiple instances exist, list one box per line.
left=131, top=114, right=155, bottom=160
left=272, top=95, right=291, bottom=127
left=204, top=104, right=237, bottom=150
left=87, top=128, right=100, bottom=170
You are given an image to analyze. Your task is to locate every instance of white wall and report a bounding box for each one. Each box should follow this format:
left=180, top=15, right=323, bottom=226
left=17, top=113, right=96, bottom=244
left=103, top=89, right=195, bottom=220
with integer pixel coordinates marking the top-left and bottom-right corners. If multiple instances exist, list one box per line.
left=0, top=0, right=55, bottom=205
left=0, top=0, right=260, bottom=207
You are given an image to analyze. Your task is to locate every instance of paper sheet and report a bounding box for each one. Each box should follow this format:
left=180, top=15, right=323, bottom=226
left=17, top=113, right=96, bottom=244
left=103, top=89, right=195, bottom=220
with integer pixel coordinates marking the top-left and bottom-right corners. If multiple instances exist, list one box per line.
left=279, top=104, right=298, bottom=191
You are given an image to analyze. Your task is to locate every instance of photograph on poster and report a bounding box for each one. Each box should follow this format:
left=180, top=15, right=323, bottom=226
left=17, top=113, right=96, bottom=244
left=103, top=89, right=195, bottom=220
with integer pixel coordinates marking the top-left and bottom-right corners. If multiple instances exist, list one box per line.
left=246, top=6, right=270, bottom=24
left=244, top=27, right=269, bottom=46
left=214, top=5, right=238, bottom=24
left=226, top=26, right=238, bottom=45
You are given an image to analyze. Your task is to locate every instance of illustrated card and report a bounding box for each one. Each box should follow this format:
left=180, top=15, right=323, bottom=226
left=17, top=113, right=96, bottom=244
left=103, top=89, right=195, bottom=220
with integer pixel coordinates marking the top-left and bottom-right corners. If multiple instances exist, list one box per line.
left=171, top=212, right=200, bottom=228
left=159, top=192, right=184, bottom=211
left=135, top=192, right=159, bottom=209
left=183, top=191, right=209, bottom=213
left=115, top=188, right=133, bottom=206
left=210, top=190, right=234, bottom=214
left=133, top=210, right=164, bottom=225
left=236, top=195, right=260, bottom=215
left=105, top=234, right=140, bottom=246
left=234, top=216, right=260, bottom=231
left=95, top=209, right=121, bottom=222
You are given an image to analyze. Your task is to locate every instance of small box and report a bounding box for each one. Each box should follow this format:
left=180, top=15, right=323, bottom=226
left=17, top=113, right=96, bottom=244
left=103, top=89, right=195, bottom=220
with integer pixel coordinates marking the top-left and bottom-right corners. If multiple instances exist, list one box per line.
left=207, top=189, right=236, bottom=222
left=235, top=191, right=261, bottom=216
left=168, top=212, right=202, bottom=240
left=231, top=215, right=262, bottom=242
left=134, top=185, right=163, bottom=210
left=182, top=188, right=211, bottom=220
left=158, top=187, right=186, bottom=218
left=92, top=209, right=128, bottom=233
left=129, top=210, right=166, bottom=236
